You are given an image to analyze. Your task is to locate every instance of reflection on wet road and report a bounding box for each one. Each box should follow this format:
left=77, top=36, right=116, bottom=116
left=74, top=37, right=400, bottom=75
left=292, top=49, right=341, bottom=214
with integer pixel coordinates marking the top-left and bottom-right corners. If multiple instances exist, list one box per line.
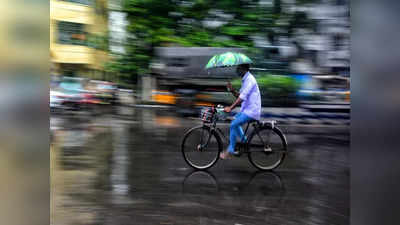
left=51, top=107, right=349, bottom=225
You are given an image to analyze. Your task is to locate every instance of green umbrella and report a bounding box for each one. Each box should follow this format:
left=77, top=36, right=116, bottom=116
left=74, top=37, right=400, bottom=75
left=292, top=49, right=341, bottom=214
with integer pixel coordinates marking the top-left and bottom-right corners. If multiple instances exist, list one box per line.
left=205, top=52, right=253, bottom=69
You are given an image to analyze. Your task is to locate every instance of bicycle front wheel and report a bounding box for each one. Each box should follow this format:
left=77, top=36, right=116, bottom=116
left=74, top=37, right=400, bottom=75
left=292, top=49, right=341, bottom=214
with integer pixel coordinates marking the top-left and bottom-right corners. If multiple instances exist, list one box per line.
left=248, top=127, right=287, bottom=171
left=181, top=126, right=222, bottom=170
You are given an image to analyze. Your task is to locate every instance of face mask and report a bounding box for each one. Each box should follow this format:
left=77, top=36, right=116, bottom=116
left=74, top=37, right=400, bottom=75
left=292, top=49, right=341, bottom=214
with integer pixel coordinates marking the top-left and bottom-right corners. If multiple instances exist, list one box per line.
left=236, top=68, right=243, bottom=77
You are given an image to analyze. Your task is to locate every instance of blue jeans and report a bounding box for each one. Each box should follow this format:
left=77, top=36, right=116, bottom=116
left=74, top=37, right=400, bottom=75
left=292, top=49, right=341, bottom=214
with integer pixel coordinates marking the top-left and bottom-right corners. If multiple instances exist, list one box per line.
left=228, top=112, right=253, bottom=153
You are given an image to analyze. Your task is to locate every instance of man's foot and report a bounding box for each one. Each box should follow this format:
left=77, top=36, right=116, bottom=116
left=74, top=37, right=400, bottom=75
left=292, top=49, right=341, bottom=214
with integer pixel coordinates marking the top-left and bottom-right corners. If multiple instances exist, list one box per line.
left=220, top=150, right=232, bottom=160
left=232, top=150, right=240, bottom=156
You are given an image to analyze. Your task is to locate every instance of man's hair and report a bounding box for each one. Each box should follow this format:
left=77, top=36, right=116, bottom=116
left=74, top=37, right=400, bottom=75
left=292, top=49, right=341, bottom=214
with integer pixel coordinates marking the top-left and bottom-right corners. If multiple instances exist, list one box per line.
left=239, top=64, right=250, bottom=71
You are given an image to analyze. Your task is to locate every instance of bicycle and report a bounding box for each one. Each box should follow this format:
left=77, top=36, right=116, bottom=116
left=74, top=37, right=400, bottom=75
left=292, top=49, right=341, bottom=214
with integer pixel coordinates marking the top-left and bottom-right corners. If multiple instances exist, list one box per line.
left=181, top=105, right=288, bottom=171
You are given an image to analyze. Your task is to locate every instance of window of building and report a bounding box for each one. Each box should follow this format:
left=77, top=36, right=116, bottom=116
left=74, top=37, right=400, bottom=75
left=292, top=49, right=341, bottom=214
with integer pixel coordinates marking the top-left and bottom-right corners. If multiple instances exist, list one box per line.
left=60, top=0, right=92, bottom=6
left=88, top=34, right=109, bottom=50
left=57, top=21, right=87, bottom=46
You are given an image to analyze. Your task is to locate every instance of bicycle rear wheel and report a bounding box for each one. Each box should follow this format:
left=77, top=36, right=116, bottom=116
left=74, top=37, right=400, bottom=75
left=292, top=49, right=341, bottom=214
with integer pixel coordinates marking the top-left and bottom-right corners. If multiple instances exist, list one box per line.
left=181, top=125, right=222, bottom=170
left=248, top=127, right=287, bottom=171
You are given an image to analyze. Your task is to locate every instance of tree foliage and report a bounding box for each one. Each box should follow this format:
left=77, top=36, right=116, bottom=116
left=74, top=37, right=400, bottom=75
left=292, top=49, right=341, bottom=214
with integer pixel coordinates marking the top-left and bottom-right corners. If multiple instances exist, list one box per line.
left=106, top=0, right=318, bottom=85
left=232, top=73, right=301, bottom=106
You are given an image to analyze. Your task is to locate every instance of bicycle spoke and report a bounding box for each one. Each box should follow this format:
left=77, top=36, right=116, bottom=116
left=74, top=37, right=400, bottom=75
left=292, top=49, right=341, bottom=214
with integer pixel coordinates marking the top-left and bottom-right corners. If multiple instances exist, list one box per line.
left=199, top=127, right=205, bottom=146
left=248, top=127, right=287, bottom=170
left=248, top=144, right=265, bottom=148
left=182, top=127, right=220, bottom=170
left=203, top=132, right=213, bottom=149
left=255, top=129, right=267, bottom=147
left=266, top=127, right=272, bottom=145
left=248, top=144, right=285, bottom=151
left=249, top=149, right=286, bottom=153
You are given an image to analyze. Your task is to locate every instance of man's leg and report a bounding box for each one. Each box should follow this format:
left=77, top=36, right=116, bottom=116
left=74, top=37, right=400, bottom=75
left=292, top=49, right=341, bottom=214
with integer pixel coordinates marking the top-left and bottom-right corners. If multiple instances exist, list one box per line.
left=228, top=118, right=240, bottom=153
left=227, top=113, right=253, bottom=154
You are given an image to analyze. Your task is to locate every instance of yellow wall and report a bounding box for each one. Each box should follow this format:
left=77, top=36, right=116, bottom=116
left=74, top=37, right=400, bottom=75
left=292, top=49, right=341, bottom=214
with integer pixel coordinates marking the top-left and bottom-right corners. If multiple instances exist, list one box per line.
left=50, top=0, right=108, bottom=76
left=50, top=1, right=94, bottom=24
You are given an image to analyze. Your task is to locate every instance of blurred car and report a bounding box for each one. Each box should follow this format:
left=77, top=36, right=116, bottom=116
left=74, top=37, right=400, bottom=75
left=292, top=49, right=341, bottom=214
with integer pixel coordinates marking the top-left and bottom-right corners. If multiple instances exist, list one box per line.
left=293, top=74, right=350, bottom=112
left=86, top=80, right=118, bottom=105
left=294, top=75, right=349, bottom=101
left=174, top=89, right=198, bottom=116
left=50, top=77, right=100, bottom=112
left=50, top=89, right=64, bottom=110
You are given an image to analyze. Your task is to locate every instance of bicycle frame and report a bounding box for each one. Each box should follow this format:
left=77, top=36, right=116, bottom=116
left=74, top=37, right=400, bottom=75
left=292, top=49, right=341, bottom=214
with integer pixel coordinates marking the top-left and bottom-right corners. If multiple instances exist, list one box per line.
left=214, top=122, right=251, bottom=144
left=201, top=113, right=272, bottom=155
left=199, top=115, right=219, bottom=150
left=183, top=106, right=287, bottom=170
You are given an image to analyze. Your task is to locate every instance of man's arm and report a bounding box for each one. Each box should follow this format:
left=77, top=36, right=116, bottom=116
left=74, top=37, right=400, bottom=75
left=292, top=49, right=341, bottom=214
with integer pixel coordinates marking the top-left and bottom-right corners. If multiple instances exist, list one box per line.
left=225, top=77, right=254, bottom=112
left=227, top=82, right=239, bottom=98
left=230, top=89, right=240, bottom=98
left=226, top=97, right=242, bottom=112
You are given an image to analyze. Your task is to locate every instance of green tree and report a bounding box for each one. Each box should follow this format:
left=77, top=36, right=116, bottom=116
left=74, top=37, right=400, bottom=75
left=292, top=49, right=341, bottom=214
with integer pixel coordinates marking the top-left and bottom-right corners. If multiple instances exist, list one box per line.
left=106, top=0, right=318, bottom=85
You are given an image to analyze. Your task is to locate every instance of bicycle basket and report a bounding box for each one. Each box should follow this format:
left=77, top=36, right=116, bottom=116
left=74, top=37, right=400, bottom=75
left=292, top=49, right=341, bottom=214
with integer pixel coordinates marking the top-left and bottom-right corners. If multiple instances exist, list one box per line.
left=216, top=109, right=228, bottom=121
left=200, top=107, right=215, bottom=123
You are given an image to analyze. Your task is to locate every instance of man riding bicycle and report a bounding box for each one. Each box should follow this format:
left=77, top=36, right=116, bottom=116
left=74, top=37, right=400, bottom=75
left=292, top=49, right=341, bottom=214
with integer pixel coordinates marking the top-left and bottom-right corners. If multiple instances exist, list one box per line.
left=220, top=64, right=262, bottom=159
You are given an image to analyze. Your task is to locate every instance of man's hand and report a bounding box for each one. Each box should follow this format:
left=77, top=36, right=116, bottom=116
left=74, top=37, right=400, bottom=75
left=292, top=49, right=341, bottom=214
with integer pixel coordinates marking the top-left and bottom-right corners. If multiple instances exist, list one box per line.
left=227, top=81, right=239, bottom=97
left=224, top=106, right=232, bottom=113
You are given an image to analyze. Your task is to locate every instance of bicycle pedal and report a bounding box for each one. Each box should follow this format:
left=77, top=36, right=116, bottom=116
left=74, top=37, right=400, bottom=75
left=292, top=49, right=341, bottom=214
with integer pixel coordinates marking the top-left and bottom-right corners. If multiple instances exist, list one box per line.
left=232, top=151, right=241, bottom=157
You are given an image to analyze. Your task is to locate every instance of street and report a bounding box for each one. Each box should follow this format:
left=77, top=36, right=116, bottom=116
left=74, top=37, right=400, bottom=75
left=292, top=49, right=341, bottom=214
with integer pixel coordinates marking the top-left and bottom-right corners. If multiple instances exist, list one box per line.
left=51, top=107, right=349, bottom=225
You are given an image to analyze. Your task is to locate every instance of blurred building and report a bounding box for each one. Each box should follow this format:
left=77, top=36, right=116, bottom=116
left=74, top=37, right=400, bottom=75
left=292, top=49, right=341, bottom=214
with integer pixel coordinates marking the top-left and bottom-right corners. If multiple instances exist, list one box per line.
left=251, top=0, right=350, bottom=76
left=287, top=0, right=350, bottom=76
left=108, top=0, right=128, bottom=55
left=50, top=0, right=109, bottom=79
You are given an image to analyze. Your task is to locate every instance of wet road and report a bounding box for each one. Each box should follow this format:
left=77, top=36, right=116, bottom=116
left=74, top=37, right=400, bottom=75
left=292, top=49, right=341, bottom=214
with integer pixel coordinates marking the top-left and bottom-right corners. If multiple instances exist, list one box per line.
left=51, top=107, right=349, bottom=225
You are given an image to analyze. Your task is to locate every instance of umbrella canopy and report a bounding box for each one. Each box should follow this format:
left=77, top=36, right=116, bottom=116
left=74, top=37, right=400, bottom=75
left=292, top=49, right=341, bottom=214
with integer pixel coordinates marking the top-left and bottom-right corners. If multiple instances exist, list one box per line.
left=205, top=52, right=253, bottom=69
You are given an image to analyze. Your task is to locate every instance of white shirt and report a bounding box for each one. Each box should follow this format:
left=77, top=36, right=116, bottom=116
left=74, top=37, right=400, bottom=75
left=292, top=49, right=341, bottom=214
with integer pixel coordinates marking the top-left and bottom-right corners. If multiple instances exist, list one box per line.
left=239, top=72, right=261, bottom=120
